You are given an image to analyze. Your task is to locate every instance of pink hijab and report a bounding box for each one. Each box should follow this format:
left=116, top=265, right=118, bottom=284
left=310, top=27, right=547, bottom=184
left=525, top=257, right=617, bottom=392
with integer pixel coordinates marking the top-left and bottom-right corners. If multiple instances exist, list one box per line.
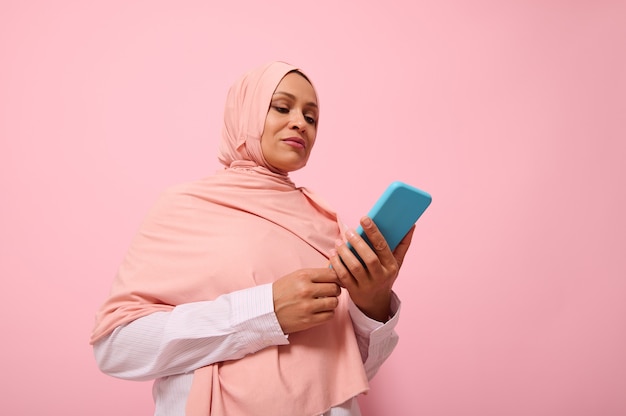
left=91, top=61, right=368, bottom=415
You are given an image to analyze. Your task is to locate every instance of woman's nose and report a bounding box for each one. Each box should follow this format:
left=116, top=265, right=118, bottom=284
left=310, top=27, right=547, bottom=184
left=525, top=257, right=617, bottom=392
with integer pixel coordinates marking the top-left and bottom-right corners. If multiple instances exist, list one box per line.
left=289, top=112, right=306, bottom=130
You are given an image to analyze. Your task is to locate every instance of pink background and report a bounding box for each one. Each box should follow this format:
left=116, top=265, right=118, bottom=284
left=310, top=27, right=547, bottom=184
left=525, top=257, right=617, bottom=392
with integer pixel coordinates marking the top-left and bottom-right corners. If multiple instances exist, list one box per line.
left=2, top=1, right=625, bottom=415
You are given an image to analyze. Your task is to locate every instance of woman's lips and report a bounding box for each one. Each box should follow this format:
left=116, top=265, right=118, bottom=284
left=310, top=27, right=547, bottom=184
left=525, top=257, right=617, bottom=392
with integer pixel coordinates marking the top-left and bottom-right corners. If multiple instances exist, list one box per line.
left=282, top=137, right=306, bottom=149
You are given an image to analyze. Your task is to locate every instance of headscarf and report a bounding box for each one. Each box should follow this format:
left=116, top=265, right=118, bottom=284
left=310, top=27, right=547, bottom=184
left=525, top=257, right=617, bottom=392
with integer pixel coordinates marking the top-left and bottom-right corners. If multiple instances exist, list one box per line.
left=90, top=61, right=368, bottom=415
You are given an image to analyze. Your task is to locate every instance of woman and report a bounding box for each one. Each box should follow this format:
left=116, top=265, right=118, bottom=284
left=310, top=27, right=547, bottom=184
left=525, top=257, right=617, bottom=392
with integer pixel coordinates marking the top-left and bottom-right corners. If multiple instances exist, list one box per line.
left=91, top=61, right=415, bottom=415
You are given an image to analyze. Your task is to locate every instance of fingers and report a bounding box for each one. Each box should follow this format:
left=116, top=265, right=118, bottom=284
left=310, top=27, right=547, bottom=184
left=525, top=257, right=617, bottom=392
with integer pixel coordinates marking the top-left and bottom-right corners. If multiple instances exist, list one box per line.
left=359, top=217, right=389, bottom=252
left=328, top=218, right=416, bottom=323
left=310, top=268, right=341, bottom=284
left=330, top=216, right=415, bottom=283
left=313, top=281, right=341, bottom=298
left=309, top=268, right=341, bottom=296
left=392, top=225, right=415, bottom=267
left=272, top=268, right=343, bottom=334
left=329, top=247, right=358, bottom=290
left=311, top=295, right=339, bottom=314
left=334, top=217, right=393, bottom=274
left=358, top=216, right=396, bottom=266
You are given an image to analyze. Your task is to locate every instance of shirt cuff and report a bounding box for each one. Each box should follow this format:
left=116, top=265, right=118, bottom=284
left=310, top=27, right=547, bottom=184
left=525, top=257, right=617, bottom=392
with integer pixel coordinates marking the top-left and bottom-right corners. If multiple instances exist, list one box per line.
left=232, top=283, right=289, bottom=349
left=348, top=291, right=401, bottom=336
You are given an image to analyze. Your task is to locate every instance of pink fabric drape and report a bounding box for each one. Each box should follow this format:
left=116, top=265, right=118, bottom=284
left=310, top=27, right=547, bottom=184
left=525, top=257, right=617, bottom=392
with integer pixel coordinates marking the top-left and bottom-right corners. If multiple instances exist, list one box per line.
left=91, top=62, right=368, bottom=415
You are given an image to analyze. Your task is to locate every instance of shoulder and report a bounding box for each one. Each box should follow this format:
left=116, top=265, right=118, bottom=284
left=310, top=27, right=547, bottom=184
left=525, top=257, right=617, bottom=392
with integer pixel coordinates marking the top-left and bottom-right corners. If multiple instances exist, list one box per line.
left=145, top=176, right=217, bottom=221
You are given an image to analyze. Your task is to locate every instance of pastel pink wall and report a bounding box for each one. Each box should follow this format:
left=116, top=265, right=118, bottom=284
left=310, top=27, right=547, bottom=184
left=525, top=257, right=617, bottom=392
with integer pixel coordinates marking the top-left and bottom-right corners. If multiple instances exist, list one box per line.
left=1, top=1, right=624, bottom=415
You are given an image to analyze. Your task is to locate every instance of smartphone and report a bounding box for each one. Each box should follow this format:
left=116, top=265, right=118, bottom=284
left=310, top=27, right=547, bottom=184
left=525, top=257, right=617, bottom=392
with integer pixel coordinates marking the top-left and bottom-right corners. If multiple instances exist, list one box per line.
left=348, top=181, right=432, bottom=262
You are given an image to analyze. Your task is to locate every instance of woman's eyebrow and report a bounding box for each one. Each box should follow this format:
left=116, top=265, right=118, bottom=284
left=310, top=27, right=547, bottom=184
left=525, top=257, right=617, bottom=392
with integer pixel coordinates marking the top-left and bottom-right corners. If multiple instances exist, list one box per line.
left=273, top=91, right=318, bottom=108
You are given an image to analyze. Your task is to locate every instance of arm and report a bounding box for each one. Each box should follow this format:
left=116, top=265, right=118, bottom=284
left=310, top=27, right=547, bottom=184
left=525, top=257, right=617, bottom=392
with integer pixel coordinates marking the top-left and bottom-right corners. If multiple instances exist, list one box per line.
left=349, top=292, right=401, bottom=380
left=93, top=283, right=288, bottom=381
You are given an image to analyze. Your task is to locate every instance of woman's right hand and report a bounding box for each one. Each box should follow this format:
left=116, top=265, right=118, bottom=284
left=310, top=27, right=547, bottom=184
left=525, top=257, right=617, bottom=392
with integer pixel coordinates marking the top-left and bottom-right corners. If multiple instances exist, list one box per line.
left=272, top=268, right=341, bottom=334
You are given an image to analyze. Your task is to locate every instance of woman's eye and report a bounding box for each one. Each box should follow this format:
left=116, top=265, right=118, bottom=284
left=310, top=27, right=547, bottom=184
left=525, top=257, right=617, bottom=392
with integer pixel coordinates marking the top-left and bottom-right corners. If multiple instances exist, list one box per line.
left=274, top=106, right=289, bottom=114
left=305, top=116, right=316, bottom=125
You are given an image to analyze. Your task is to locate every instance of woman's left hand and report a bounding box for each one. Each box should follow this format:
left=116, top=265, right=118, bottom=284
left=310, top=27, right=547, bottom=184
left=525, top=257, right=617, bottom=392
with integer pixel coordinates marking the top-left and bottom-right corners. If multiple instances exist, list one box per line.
left=329, top=217, right=415, bottom=322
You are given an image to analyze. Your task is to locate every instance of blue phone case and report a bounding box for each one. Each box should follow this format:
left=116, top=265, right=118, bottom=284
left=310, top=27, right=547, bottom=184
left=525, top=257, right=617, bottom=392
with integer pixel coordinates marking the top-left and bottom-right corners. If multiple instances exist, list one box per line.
left=349, top=181, right=432, bottom=261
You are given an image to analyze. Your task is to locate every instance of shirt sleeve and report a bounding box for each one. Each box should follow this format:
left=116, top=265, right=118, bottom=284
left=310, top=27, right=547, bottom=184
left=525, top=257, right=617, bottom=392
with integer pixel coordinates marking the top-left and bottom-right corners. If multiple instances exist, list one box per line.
left=348, top=292, right=401, bottom=380
left=93, top=283, right=289, bottom=381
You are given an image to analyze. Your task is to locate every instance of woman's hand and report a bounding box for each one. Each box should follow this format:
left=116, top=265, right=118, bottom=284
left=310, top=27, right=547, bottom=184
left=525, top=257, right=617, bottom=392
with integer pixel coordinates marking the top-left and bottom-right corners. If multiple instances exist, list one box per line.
left=272, top=268, right=341, bottom=334
left=329, top=217, right=415, bottom=322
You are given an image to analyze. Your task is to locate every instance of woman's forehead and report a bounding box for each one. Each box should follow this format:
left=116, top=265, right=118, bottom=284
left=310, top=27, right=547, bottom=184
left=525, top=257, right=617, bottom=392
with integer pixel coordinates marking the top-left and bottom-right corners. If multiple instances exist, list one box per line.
left=272, top=72, right=318, bottom=105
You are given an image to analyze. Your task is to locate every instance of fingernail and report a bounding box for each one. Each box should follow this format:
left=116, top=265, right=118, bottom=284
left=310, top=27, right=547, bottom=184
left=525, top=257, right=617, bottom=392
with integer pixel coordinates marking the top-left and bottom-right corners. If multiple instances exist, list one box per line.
left=362, top=217, right=372, bottom=227
left=335, top=239, right=344, bottom=247
left=346, top=229, right=356, bottom=239
left=329, top=248, right=337, bottom=257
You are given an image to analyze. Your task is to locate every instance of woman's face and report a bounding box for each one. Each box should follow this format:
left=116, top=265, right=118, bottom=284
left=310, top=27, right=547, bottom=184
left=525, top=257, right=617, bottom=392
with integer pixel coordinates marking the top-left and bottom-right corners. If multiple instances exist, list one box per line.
left=260, top=72, right=319, bottom=173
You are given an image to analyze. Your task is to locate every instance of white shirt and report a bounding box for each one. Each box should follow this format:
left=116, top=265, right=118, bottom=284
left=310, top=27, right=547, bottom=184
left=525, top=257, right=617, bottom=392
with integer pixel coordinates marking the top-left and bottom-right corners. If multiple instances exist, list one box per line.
left=94, top=284, right=400, bottom=415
